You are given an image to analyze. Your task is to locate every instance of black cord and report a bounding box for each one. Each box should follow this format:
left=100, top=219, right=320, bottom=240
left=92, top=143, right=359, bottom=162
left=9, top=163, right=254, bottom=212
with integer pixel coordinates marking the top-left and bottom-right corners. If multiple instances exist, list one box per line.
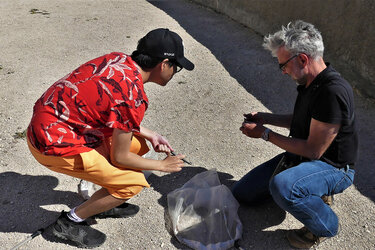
left=171, top=151, right=192, bottom=165
left=10, top=219, right=56, bottom=250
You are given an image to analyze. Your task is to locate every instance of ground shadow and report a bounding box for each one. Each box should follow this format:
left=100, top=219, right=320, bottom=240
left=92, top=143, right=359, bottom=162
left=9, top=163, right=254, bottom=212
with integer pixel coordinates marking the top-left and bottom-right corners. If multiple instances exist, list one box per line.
left=147, top=0, right=296, bottom=114
left=0, top=171, right=84, bottom=247
left=147, top=0, right=375, bottom=202
left=148, top=166, right=287, bottom=249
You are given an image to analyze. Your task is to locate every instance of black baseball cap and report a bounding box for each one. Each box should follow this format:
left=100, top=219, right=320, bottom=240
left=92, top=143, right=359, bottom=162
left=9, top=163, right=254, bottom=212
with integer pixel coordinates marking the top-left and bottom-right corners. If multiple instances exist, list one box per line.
left=140, top=28, right=194, bottom=71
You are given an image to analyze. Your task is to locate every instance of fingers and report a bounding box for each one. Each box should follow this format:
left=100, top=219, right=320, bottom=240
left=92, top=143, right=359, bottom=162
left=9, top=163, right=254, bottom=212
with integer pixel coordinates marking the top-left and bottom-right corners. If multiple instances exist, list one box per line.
left=164, top=141, right=174, bottom=152
left=243, top=114, right=254, bottom=124
left=165, top=162, right=184, bottom=173
left=160, top=137, right=174, bottom=152
left=241, top=121, right=255, bottom=128
left=151, top=133, right=174, bottom=153
left=161, top=154, right=186, bottom=173
left=243, top=113, right=252, bottom=120
left=157, top=134, right=174, bottom=151
left=159, top=144, right=170, bottom=153
left=170, top=152, right=187, bottom=164
left=239, top=122, right=256, bottom=137
left=243, top=112, right=261, bottom=124
left=176, top=153, right=186, bottom=161
left=240, top=126, right=247, bottom=136
left=155, top=144, right=171, bottom=153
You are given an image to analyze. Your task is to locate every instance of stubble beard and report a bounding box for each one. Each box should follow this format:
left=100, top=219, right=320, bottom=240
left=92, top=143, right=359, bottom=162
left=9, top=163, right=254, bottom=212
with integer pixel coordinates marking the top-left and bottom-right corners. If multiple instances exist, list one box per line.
left=295, top=74, right=308, bottom=86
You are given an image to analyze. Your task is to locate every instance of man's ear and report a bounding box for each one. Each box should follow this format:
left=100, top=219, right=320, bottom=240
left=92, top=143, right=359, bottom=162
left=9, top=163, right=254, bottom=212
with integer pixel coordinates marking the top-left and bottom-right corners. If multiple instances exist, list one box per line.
left=160, top=58, right=169, bottom=71
left=298, top=53, right=309, bottom=67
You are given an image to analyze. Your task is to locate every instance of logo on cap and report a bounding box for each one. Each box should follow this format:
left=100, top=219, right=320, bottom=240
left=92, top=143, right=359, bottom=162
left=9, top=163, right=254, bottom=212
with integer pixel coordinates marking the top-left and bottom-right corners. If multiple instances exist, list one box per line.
left=164, top=52, right=175, bottom=56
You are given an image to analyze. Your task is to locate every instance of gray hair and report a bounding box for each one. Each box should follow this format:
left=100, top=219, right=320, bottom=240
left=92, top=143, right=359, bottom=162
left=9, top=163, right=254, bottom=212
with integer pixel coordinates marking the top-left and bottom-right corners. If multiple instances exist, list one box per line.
left=263, top=20, right=324, bottom=60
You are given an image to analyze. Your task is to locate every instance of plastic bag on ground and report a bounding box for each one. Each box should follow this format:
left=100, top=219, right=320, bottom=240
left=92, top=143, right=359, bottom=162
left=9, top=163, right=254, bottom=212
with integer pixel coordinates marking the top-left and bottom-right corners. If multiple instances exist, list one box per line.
left=167, top=169, right=242, bottom=250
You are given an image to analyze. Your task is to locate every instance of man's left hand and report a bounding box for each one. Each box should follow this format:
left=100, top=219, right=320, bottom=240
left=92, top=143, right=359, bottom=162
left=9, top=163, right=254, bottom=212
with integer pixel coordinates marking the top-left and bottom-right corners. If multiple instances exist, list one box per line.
left=150, top=133, right=174, bottom=153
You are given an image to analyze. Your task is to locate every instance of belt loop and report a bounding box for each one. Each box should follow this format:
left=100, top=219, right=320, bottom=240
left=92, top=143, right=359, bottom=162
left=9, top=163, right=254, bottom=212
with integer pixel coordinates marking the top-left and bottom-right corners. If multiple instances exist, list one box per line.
left=345, top=165, right=349, bottom=172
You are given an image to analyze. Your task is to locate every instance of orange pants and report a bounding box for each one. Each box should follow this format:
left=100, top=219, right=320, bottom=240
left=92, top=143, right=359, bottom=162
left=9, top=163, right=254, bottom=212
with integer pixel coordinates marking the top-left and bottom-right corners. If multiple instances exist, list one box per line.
left=28, top=135, right=151, bottom=199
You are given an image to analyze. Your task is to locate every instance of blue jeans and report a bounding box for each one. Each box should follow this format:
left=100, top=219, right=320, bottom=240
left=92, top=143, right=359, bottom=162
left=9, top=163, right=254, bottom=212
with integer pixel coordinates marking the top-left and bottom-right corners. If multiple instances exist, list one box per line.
left=232, top=153, right=355, bottom=237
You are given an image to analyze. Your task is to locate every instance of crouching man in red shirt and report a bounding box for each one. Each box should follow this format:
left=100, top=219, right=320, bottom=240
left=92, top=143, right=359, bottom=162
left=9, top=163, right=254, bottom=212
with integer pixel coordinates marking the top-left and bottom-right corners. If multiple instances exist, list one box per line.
left=27, top=28, right=194, bottom=248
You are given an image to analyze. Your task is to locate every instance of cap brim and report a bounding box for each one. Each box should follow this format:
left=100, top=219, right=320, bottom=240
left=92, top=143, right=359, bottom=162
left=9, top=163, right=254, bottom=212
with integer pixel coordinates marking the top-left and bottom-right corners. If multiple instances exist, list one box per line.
left=177, top=57, right=194, bottom=71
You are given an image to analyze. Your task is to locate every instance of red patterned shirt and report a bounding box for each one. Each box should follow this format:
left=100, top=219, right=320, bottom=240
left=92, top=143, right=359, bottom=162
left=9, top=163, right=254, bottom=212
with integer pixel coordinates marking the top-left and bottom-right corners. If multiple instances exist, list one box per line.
left=28, top=52, right=148, bottom=156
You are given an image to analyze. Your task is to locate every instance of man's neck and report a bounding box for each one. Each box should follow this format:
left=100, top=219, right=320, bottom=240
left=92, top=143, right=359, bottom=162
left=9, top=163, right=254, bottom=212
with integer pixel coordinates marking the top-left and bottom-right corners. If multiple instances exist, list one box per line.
left=139, top=68, right=151, bottom=83
left=133, top=61, right=151, bottom=83
left=305, top=58, right=327, bottom=87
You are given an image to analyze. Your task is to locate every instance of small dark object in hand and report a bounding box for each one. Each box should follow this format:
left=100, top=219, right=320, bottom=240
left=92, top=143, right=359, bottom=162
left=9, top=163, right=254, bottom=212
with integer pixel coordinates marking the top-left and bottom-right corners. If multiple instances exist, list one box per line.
left=171, top=151, right=192, bottom=165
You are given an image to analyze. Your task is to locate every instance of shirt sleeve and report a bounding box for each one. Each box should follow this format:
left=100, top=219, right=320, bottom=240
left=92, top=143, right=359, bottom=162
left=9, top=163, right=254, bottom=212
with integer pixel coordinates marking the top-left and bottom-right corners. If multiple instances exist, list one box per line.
left=311, top=84, right=349, bottom=124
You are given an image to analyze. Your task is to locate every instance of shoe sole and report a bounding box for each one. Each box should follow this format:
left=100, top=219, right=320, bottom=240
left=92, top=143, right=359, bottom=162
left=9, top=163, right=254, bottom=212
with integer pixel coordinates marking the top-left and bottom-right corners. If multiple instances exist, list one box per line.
left=94, top=204, right=140, bottom=219
left=287, top=229, right=327, bottom=249
left=287, top=230, right=314, bottom=249
left=94, top=211, right=139, bottom=219
left=52, top=226, right=104, bottom=249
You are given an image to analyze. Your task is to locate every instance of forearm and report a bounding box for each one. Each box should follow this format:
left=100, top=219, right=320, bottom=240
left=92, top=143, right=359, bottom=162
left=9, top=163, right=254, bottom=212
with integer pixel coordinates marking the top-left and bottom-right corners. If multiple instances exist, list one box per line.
left=264, top=113, right=293, bottom=128
left=111, top=128, right=182, bottom=173
left=135, top=126, right=156, bottom=141
left=241, top=122, right=308, bottom=157
left=242, top=117, right=337, bottom=160
left=267, top=130, right=309, bottom=157
left=267, top=118, right=340, bottom=160
left=267, top=130, right=326, bottom=160
left=111, top=151, right=163, bottom=171
left=111, top=128, right=162, bottom=171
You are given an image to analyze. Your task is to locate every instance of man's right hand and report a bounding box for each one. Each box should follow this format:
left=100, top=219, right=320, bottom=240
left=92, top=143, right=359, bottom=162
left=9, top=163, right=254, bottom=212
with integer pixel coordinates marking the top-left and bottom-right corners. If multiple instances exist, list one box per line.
left=160, top=153, right=186, bottom=173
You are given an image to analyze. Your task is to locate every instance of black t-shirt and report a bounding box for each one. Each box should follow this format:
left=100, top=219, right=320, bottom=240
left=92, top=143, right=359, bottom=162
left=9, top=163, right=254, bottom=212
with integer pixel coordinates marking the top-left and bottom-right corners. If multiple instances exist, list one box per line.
left=289, top=64, right=358, bottom=168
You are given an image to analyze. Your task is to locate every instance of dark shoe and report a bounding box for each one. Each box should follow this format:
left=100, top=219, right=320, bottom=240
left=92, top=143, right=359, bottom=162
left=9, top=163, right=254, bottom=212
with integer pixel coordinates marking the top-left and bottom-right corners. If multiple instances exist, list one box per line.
left=53, top=211, right=106, bottom=248
left=321, top=195, right=334, bottom=206
left=94, top=203, right=140, bottom=219
left=287, top=226, right=327, bottom=249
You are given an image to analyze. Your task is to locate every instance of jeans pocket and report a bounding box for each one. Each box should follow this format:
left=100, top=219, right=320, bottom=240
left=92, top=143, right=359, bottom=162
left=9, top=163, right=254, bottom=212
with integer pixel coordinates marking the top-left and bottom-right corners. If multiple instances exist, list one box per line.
left=333, top=170, right=354, bottom=194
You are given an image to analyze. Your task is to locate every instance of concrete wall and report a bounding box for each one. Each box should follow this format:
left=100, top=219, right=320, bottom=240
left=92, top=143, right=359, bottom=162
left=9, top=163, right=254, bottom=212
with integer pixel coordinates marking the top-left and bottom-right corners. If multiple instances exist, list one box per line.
left=191, top=0, right=375, bottom=99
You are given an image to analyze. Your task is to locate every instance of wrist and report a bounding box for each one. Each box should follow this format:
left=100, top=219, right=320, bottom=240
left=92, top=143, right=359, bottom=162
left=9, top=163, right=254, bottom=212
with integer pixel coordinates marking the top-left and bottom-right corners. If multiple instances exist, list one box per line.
left=146, top=131, right=158, bottom=144
left=155, top=159, right=165, bottom=172
left=261, top=128, right=271, bottom=141
left=139, top=126, right=157, bottom=141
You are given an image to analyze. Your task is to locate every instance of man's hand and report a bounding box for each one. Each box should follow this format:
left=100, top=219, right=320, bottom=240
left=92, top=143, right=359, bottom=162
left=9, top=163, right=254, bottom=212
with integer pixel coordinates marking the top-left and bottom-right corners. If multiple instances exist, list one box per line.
left=243, top=112, right=266, bottom=124
left=240, top=122, right=265, bottom=138
left=159, top=153, right=186, bottom=173
left=137, top=126, right=174, bottom=153
left=150, top=133, right=174, bottom=153
left=243, top=112, right=293, bottom=129
left=111, top=128, right=185, bottom=172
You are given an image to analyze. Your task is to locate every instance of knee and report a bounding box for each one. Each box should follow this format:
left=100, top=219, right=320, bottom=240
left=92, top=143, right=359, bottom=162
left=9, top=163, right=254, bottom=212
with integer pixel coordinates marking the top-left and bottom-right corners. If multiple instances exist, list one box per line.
left=269, top=174, right=283, bottom=196
left=232, top=181, right=272, bottom=205
left=231, top=182, right=247, bottom=204
left=111, top=185, right=144, bottom=200
left=231, top=181, right=254, bottom=204
left=128, top=185, right=144, bottom=197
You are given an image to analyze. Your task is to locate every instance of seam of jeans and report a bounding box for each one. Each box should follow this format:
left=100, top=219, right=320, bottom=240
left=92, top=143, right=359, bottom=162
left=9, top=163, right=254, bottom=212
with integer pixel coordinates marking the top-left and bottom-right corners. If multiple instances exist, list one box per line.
left=332, top=171, right=354, bottom=194
left=289, top=168, right=333, bottom=202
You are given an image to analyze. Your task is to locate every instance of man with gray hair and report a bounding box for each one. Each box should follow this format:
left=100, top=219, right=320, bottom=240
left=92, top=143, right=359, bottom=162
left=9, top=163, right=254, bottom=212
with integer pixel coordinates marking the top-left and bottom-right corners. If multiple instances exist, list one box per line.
left=232, top=20, right=358, bottom=248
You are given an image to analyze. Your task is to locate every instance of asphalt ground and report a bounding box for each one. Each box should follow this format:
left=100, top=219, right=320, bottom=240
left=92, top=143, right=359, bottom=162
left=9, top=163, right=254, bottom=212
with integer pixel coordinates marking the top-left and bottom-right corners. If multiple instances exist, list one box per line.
left=1, top=0, right=374, bottom=249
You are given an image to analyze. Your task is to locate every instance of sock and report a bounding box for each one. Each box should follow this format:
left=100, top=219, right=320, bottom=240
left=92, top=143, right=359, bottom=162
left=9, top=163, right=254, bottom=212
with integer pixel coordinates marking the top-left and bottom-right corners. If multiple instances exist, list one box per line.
left=67, top=207, right=85, bottom=223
